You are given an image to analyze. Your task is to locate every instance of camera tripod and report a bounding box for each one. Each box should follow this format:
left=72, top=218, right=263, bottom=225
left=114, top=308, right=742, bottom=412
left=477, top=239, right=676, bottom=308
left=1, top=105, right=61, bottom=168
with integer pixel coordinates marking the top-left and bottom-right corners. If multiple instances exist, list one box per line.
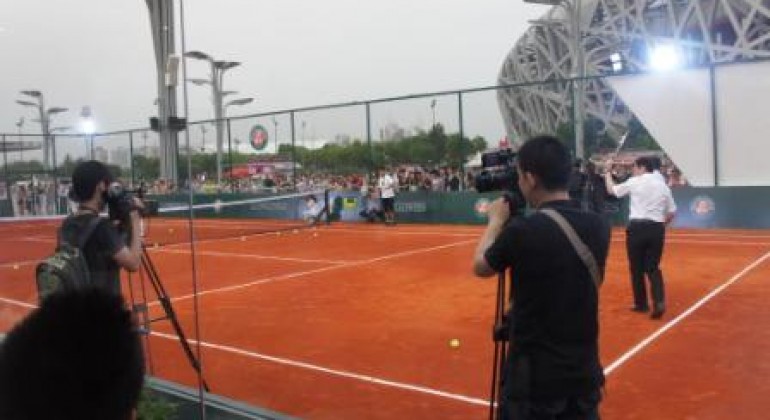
left=132, top=243, right=210, bottom=393
left=489, top=269, right=510, bottom=420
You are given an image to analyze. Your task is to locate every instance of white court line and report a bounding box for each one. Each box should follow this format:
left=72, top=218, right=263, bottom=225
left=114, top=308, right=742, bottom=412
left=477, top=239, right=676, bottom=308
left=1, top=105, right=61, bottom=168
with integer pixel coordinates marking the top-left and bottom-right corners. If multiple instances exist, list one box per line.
left=604, top=250, right=770, bottom=375
left=0, top=259, right=40, bottom=269
left=161, top=239, right=476, bottom=305
left=154, top=248, right=353, bottom=265
left=321, top=227, right=479, bottom=237
left=150, top=331, right=489, bottom=407
left=2, top=248, right=769, bottom=408
left=0, top=295, right=489, bottom=407
left=609, top=238, right=770, bottom=247
left=0, top=296, right=36, bottom=309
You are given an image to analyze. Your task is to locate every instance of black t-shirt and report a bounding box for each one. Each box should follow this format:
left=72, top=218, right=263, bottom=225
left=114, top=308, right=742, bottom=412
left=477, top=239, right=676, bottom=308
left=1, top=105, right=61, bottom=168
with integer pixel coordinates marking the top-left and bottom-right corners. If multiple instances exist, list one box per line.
left=485, top=200, right=610, bottom=399
left=60, top=214, right=126, bottom=295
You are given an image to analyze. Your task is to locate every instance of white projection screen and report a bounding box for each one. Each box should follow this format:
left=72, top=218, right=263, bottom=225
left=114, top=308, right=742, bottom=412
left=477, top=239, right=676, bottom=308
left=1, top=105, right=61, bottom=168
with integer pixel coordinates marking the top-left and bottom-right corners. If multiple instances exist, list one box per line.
left=608, top=68, right=715, bottom=186
left=608, top=60, right=770, bottom=187
left=714, top=60, right=770, bottom=186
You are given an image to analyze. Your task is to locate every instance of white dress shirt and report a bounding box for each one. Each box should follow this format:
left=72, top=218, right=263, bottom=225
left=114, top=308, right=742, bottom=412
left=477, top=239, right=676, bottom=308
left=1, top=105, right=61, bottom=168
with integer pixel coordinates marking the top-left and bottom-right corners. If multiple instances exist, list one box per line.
left=612, top=172, right=676, bottom=223
left=378, top=174, right=396, bottom=199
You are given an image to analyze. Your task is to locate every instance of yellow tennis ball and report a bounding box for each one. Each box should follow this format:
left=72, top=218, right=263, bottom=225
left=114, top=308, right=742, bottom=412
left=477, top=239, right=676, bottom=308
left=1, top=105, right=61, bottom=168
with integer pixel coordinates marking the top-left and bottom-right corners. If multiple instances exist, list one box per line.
left=448, top=338, right=461, bottom=348
left=313, top=232, right=319, bottom=237
left=293, top=229, right=299, bottom=234
left=13, top=264, right=20, bottom=270
left=168, top=228, right=174, bottom=233
left=240, top=236, right=246, bottom=241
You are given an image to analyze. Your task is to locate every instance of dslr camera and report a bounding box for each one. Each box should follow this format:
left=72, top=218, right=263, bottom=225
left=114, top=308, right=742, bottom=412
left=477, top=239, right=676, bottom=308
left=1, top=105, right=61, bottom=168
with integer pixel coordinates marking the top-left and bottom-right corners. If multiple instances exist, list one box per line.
left=106, top=183, right=159, bottom=222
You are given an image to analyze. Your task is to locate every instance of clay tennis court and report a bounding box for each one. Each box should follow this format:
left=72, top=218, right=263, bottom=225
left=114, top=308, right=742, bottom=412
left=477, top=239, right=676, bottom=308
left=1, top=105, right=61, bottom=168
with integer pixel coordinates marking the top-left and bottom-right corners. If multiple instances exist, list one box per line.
left=1, top=218, right=770, bottom=419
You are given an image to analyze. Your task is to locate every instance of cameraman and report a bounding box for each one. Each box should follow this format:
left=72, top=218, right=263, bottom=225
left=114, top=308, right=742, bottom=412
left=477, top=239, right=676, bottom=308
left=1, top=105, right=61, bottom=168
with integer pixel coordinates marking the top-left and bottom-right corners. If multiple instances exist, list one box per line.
left=473, top=136, right=610, bottom=419
left=67, top=161, right=143, bottom=295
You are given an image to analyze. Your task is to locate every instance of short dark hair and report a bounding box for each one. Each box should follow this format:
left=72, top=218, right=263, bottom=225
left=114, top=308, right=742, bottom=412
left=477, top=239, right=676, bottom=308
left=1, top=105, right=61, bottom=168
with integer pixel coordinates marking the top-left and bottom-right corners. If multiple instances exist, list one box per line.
left=649, top=155, right=662, bottom=171
left=634, top=156, right=655, bottom=173
left=71, top=160, right=113, bottom=202
left=0, top=289, right=144, bottom=420
left=516, top=135, right=572, bottom=191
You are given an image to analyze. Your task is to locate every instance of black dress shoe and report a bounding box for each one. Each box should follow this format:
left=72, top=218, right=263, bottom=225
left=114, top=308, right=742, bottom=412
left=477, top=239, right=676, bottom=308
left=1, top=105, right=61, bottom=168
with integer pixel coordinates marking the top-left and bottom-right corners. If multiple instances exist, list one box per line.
left=630, top=306, right=650, bottom=313
left=651, top=303, right=666, bottom=319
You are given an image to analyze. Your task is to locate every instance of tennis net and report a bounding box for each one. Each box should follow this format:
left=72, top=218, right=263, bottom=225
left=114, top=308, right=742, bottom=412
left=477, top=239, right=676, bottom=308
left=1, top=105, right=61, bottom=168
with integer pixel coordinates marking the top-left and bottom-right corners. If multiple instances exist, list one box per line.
left=0, top=190, right=331, bottom=249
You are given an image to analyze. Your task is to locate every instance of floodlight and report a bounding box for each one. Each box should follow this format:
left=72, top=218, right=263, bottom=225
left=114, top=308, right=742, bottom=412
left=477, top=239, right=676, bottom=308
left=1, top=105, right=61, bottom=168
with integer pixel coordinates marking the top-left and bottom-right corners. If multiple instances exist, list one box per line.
left=649, top=44, right=682, bottom=72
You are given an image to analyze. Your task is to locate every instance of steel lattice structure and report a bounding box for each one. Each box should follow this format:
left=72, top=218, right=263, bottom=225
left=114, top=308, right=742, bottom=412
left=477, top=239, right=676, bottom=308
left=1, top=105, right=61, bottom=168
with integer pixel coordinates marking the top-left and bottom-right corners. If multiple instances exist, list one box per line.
left=498, top=0, right=770, bottom=142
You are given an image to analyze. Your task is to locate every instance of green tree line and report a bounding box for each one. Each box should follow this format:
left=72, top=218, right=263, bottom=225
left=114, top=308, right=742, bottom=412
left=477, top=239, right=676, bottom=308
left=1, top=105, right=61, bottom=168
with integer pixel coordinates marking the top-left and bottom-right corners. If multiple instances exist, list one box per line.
left=3, top=125, right=487, bottom=182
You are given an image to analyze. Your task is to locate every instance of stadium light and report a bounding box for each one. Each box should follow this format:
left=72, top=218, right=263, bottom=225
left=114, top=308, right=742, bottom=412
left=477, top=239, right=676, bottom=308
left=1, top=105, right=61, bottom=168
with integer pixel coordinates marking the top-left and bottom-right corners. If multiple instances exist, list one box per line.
left=610, top=52, right=623, bottom=72
left=649, top=44, right=682, bottom=72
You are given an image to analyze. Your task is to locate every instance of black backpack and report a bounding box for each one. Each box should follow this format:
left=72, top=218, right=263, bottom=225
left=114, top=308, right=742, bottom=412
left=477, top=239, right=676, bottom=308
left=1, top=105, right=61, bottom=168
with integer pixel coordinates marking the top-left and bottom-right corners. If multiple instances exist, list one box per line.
left=35, top=215, right=102, bottom=303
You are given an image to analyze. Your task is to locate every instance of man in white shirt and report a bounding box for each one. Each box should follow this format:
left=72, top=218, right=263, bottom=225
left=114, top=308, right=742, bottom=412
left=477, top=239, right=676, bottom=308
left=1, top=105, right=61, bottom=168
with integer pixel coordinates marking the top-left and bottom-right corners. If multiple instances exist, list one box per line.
left=605, top=156, right=676, bottom=319
left=378, top=169, right=396, bottom=225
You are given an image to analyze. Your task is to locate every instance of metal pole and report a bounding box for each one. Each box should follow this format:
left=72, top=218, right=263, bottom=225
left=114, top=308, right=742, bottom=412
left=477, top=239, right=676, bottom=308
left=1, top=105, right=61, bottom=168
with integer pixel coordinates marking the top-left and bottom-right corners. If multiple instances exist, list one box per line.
left=290, top=111, right=297, bottom=191
left=18, top=123, right=23, bottom=162
left=212, top=64, right=224, bottom=188
left=2, top=135, right=11, bottom=216
left=573, top=0, right=585, bottom=160
left=458, top=92, right=465, bottom=190
left=226, top=118, right=233, bottom=192
left=129, top=131, right=135, bottom=187
left=365, top=103, right=373, bottom=180
left=51, top=134, right=58, bottom=214
left=90, top=134, right=95, bottom=160
left=709, top=64, right=719, bottom=186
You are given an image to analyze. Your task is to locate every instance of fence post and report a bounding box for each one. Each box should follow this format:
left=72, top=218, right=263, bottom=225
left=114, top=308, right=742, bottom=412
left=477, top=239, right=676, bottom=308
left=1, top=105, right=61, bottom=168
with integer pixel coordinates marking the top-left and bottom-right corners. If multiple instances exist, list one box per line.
left=290, top=111, right=297, bottom=191
left=2, top=135, right=11, bottom=215
left=366, top=102, right=373, bottom=181
left=51, top=134, right=59, bottom=214
left=129, top=131, right=135, bottom=187
left=458, top=91, right=465, bottom=190
left=226, top=118, right=233, bottom=193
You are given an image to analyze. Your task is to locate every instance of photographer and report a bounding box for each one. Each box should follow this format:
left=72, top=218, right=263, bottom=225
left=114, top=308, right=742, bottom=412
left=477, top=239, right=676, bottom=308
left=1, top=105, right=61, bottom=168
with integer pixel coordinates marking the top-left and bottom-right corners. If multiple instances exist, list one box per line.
left=67, top=161, right=143, bottom=295
left=473, top=136, right=610, bottom=419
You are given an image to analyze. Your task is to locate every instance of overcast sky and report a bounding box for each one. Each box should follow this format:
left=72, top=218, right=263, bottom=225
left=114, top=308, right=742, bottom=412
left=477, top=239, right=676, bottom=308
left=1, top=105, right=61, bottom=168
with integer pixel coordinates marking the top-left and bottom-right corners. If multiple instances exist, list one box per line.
left=0, top=0, right=547, bottom=153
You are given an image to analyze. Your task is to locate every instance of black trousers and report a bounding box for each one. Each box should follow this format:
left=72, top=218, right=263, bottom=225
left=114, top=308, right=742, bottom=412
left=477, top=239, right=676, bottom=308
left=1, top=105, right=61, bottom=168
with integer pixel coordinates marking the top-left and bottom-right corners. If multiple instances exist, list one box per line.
left=626, top=220, right=666, bottom=309
left=502, top=390, right=602, bottom=420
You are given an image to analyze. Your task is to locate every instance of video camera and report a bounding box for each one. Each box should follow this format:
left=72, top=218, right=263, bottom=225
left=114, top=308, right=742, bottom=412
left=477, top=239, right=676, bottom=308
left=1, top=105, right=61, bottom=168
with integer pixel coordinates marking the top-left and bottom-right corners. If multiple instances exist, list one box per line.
left=106, top=182, right=159, bottom=222
left=474, top=149, right=526, bottom=212
left=474, top=149, right=517, bottom=193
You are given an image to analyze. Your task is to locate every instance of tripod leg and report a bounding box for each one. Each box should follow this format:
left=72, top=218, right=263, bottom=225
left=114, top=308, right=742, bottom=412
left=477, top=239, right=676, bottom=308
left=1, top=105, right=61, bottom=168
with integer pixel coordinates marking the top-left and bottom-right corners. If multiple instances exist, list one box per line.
left=141, top=247, right=211, bottom=393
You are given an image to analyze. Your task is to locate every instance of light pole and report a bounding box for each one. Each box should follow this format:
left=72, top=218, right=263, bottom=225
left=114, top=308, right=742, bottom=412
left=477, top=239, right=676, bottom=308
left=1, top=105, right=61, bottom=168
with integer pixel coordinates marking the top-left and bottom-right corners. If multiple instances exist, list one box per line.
left=15, top=117, right=24, bottom=161
left=185, top=50, right=247, bottom=187
left=271, top=117, right=279, bottom=155
left=199, top=124, right=207, bottom=152
left=16, top=90, right=68, bottom=169
left=430, top=99, right=437, bottom=130
left=524, top=0, right=584, bottom=159
left=80, top=107, right=96, bottom=160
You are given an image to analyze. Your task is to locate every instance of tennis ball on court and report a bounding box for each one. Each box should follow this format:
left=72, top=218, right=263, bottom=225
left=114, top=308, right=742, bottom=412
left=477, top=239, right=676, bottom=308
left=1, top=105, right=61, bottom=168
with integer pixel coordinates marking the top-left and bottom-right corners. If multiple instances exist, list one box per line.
left=313, top=232, right=318, bottom=237
left=240, top=236, right=246, bottom=241
left=292, top=229, right=299, bottom=234
left=276, top=231, right=282, bottom=236
left=168, top=228, right=175, bottom=233
left=448, top=338, right=461, bottom=348
left=13, top=264, right=19, bottom=270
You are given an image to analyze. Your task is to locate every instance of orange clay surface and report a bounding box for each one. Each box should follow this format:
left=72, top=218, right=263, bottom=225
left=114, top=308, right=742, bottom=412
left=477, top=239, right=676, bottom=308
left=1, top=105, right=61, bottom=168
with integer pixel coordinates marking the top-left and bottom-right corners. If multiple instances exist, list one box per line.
left=1, top=219, right=770, bottom=419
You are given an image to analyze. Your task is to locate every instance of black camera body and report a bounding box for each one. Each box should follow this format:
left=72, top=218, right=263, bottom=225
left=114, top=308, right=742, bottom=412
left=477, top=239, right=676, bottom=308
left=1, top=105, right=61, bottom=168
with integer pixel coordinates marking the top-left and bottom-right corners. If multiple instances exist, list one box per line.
left=475, top=149, right=526, bottom=213
left=106, top=183, right=159, bottom=222
left=475, top=149, right=518, bottom=193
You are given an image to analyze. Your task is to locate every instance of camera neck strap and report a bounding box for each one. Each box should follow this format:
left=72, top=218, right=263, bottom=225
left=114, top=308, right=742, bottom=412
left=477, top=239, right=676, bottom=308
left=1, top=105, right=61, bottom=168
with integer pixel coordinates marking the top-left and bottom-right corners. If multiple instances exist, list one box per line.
left=539, top=209, right=603, bottom=289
